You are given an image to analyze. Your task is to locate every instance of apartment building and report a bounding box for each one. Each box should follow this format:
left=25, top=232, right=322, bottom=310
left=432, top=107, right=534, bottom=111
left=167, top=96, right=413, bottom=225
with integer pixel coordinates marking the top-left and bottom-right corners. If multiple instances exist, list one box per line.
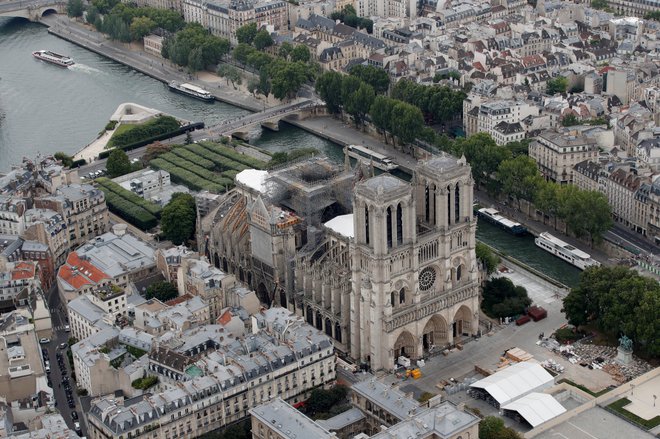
left=183, top=0, right=287, bottom=45
left=573, top=160, right=603, bottom=193
left=56, top=225, right=156, bottom=303
left=177, top=257, right=236, bottom=320
left=35, top=184, right=109, bottom=250
left=604, top=0, right=660, bottom=18
left=529, top=131, right=599, bottom=185
left=86, top=308, right=335, bottom=439
left=605, top=167, right=649, bottom=235
left=0, top=196, right=27, bottom=236
left=469, top=100, right=539, bottom=142
left=251, top=386, right=479, bottom=439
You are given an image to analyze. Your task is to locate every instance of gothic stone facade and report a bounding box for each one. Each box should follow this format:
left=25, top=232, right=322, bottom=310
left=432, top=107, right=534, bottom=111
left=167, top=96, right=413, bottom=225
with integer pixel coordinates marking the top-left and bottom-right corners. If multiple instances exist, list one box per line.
left=296, top=155, right=479, bottom=371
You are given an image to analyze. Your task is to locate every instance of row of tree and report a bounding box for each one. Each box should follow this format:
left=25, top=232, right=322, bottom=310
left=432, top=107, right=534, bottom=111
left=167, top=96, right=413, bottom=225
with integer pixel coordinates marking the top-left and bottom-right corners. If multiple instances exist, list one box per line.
left=444, top=133, right=612, bottom=245
left=86, top=3, right=185, bottom=43
left=315, top=71, right=426, bottom=146
left=162, top=23, right=230, bottom=72
left=390, top=79, right=466, bottom=125
left=563, top=266, right=660, bottom=357
left=231, top=26, right=317, bottom=100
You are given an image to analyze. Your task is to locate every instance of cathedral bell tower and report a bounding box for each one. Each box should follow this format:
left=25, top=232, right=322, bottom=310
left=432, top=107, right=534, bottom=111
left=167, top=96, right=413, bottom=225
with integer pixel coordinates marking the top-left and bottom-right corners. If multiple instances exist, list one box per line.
left=350, top=174, right=415, bottom=370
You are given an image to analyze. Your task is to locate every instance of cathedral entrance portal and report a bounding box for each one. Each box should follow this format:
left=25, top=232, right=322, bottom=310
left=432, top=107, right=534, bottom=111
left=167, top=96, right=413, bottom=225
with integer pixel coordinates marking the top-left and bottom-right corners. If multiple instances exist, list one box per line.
left=422, top=315, right=448, bottom=352
left=453, top=305, right=472, bottom=342
left=256, top=283, right=269, bottom=305
left=393, top=331, right=417, bottom=359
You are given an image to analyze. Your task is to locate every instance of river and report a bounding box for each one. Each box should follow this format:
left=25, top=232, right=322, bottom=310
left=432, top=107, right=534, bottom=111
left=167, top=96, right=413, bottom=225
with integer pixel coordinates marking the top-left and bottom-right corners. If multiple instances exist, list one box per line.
left=0, top=17, right=340, bottom=171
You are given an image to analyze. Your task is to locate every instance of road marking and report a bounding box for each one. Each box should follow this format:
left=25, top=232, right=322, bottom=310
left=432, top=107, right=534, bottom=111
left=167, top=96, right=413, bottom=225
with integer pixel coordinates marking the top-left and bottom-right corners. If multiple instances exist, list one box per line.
left=567, top=421, right=599, bottom=439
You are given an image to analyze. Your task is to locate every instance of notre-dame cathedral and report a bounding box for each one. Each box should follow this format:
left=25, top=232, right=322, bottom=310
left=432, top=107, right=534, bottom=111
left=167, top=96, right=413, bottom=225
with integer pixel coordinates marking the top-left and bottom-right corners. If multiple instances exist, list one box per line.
left=199, top=153, right=479, bottom=371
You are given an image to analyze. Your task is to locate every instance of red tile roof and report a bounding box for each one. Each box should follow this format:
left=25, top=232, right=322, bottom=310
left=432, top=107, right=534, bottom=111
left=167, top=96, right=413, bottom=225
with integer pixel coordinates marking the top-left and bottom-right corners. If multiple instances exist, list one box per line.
left=217, top=309, right=233, bottom=326
left=57, top=252, right=110, bottom=290
left=165, top=293, right=192, bottom=306
left=11, top=262, right=35, bottom=280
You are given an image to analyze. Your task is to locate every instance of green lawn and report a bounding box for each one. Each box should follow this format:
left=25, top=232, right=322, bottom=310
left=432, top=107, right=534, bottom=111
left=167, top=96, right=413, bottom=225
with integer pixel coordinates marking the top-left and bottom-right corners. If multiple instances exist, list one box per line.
left=608, top=398, right=660, bottom=429
left=557, top=378, right=611, bottom=397
left=107, top=123, right=137, bottom=148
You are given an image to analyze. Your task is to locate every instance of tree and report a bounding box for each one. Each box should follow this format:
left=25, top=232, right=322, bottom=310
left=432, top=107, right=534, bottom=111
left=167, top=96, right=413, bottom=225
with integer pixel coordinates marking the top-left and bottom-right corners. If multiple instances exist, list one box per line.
left=106, top=149, right=132, bottom=177
left=130, top=16, right=156, bottom=41
left=563, top=266, right=660, bottom=357
left=476, top=242, right=499, bottom=275
left=479, top=416, right=523, bottom=439
left=315, top=71, right=343, bottom=114
left=546, top=76, right=568, bottom=95
left=349, top=64, right=390, bottom=94
left=291, top=45, right=311, bottom=63
left=253, top=29, right=274, bottom=50
left=305, top=385, right=348, bottom=416
left=278, top=42, right=294, bottom=60
left=505, top=139, right=530, bottom=157
left=86, top=5, right=100, bottom=25
left=497, top=156, right=543, bottom=208
left=370, top=95, right=395, bottom=141
left=342, top=80, right=375, bottom=125
left=144, top=281, right=178, bottom=301
left=270, top=61, right=308, bottom=100
left=591, top=0, right=609, bottom=9
left=455, top=133, right=511, bottom=188
left=562, top=190, right=612, bottom=246
left=561, top=113, right=580, bottom=127
left=67, top=0, right=83, bottom=17
left=217, top=64, right=242, bottom=88
left=54, top=152, right=74, bottom=168
left=390, top=101, right=424, bottom=145
left=481, top=277, right=532, bottom=319
left=236, top=22, right=258, bottom=45
left=161, top=193, right=196, bottom=244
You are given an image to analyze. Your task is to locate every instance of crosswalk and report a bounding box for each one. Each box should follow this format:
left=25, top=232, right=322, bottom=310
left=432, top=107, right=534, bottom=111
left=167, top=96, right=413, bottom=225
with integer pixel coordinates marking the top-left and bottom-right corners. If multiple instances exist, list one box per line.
left=52, top=325, right=69, bottom=332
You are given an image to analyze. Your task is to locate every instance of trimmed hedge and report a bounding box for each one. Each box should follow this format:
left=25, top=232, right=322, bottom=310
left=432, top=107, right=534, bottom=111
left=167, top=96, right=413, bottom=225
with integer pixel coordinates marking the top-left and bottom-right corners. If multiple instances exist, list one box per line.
left=151, top=158, right=229, bottom=192
left=171, top=147, right=215, bottom=170
left=158, top=153, right=229, bottom=185
left=183, top=144, right=248, bottom=172
left=96, top=177, right=162, bottom=218
left=110, top=116, right=180, bottom=148
left=98, top=122, right=204, bottom=159
left=198, top=141, right=267, bottom=169
left=103, top=191, right=158, bottom=230
left=221, top=170, right=240, bottom=180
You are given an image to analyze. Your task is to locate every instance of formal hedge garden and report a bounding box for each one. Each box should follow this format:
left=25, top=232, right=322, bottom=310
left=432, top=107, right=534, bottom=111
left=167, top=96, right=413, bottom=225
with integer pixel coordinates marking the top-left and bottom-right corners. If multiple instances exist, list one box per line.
left=96, top=177, right=162, bottom=230
left=108, top=116, right=181, bottom=148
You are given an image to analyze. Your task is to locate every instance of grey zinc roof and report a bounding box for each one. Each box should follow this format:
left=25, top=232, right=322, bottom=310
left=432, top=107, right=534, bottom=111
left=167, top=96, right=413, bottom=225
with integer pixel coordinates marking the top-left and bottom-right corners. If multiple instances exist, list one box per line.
left=352, top=378, right=420, bottom=420
left=68, top=295, right=105, bottom=325
left=317, top=407, right=365, bottom=430
left=76, top=231, right=155, bottom=278
left=370, top=402, right=480, bottom=438
left=250, top=398, right=334, bottom=439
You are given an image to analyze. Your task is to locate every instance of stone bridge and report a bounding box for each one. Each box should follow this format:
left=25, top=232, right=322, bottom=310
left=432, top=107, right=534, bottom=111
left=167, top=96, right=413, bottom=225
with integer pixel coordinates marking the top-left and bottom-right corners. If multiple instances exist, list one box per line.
left=207, top=98, right=319, bottom=141
left=0, top=0, right=65, bottom=21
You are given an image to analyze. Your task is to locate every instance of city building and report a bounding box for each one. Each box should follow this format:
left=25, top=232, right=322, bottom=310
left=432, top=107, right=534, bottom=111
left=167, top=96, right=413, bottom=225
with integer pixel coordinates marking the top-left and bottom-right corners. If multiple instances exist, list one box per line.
left=86, top=307, right=335, bottom=439
left=0, top=261, right=39, bottom=310
left=56, top=225, right=156, bottom=303
left=529, top=130, right=600, bottom=185
left=113, top=169, right=188, bottom=206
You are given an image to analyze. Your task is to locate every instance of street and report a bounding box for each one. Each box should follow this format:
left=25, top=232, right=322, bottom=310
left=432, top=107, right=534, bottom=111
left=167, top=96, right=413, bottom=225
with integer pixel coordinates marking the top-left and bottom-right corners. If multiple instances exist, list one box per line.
left=46, top=285, right=87, bottom=437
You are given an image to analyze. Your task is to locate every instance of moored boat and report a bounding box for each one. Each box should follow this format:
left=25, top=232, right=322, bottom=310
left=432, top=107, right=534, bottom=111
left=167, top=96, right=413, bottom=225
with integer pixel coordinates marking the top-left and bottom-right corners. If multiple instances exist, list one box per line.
left=534, top=232, right=600, bottom=270
left=168, top=81, right=214, bottom=102
left=477, top=207, right=527, bottom=235
left=32, top=50, right=74, bottom=67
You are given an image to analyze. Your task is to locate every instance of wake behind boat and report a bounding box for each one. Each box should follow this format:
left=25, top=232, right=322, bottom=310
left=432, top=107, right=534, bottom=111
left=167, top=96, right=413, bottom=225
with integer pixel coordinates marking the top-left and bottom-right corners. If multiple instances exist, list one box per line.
left=32, top=50, right=74, bottom=67
left=168, top=81, right=214, bottom=102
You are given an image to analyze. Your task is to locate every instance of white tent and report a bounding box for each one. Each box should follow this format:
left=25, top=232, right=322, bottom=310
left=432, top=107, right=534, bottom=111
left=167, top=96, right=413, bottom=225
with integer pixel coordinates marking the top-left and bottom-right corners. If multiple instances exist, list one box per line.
left=502, top=392, right=567, bottom=427
left=470, top=362, right=554, bottom=407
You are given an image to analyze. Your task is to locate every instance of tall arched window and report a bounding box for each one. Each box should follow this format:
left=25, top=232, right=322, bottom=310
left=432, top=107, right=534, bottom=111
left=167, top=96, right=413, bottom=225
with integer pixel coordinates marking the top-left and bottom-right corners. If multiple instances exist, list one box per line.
left=432, top=184, right=436, bottom=225
left=457, top=265, right=462, bottom=282
left=425, top=185, right=430, bottom=223
left=386, top=206, right=393, bottom=248
left=447, top=185, right=452, bottom=226
left=455, top=184, right=461, bottom=223
left=396, top=203, right=403, bottom=245
left=364, top=204, right=370, bottom=245
left=391, top=291, right=396, bottom=307
left=399, top=288, right=405, bottom=304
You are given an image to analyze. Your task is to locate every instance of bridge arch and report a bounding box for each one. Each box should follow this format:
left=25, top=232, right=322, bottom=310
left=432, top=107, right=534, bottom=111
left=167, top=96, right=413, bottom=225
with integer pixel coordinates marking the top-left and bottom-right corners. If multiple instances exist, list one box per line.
left=41, top=8, right=58, bottom=16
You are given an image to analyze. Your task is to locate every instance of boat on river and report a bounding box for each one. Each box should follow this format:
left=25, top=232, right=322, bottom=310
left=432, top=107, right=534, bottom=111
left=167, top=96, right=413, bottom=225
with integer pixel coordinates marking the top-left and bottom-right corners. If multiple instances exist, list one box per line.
left=32, top=50, right=74, bottom=67
left=477, top=207, right=527, bottom=236
left=168, top=81, right=214, bottom=102
left=535, top=232, right=600, bottom=270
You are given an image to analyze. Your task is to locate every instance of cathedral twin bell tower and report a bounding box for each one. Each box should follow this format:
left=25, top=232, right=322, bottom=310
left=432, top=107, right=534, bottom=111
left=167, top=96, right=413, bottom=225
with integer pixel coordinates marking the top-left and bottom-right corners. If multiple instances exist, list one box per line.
left=348, top=155, right=480, bottom=371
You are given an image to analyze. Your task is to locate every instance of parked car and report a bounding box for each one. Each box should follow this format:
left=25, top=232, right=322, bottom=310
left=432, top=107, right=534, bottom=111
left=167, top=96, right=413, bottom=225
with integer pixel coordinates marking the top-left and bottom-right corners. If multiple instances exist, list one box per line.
left=71, top=411, right=78, bottom=421
left=59, top=343, right=68, bottom=350
left=39, top=338, right=50, bottom=344
left=64, top=325, right=70, bottom=332
left=68, top=401, right=75, bottom=409
left=74, top=421, right=80, bottom=432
